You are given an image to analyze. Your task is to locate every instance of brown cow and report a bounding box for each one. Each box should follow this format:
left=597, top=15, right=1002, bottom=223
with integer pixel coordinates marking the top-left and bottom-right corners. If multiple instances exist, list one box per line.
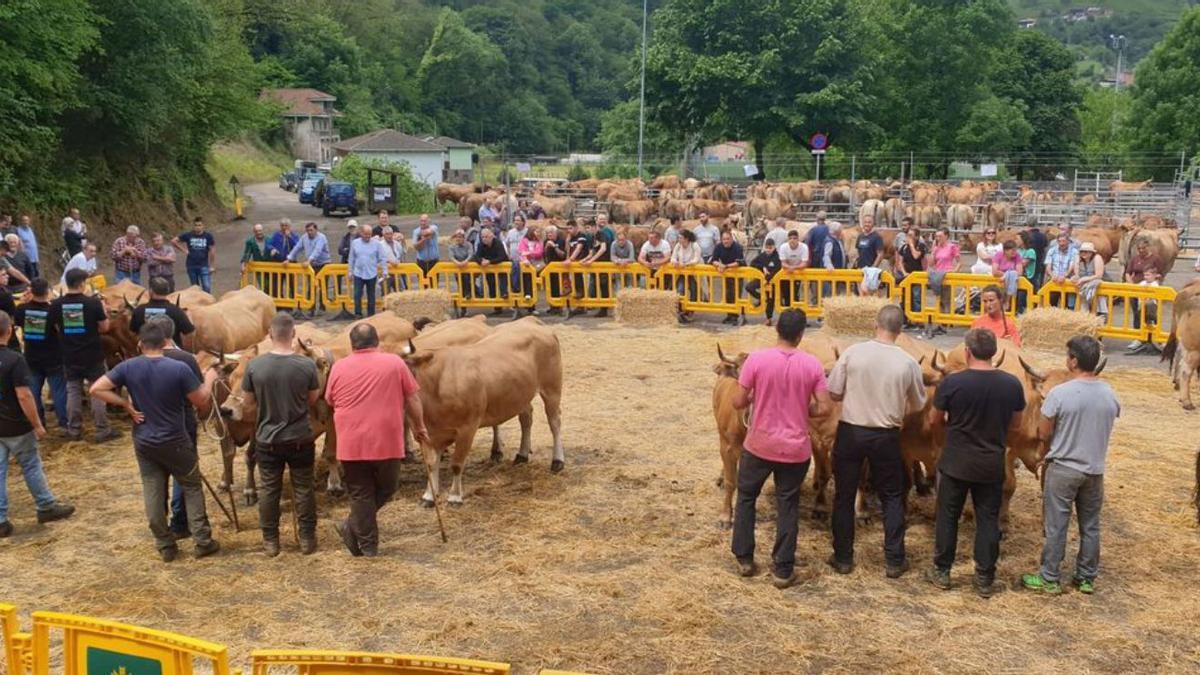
left=98, top=279, right=147, bottom=366
left=746, top=197, right=788, bottom=222
left=884, top=198, right=907, bottom=228
left=686, top=199, right=737, bottom=219
left=945, top=204, right=975, bottom=231
left=435, top=182, right=476, bottom=207
left=533, top=194, right=576, bottom=220
left=983, top=202, right=1010, bottom=230
left=168, top=285, right=215, bottom=310
left=1110, top=179, right=1152, bottom=192
left=1119, top=226, right=1179, bottom=271
left=609, top=198, right=656, bottom=224
left=403, top=317, right=564, bottom=505
left=912, top=204, right=942, bottom=229
left=859, top=199, right=886, bottom=228
left=186, top=286, right=275, bottom=354
left=659, top=198, right=691, bottom=220
left=1161, top=280, right=1200, bottom=410
left=712, top=346, right=749, bottom=529
left=650, top=175, right=682, bottom=191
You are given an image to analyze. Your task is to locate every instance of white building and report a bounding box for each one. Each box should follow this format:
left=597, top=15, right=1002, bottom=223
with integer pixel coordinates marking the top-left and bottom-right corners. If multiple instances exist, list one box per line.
left=334, top=130, right=463, bottom=187
left=261, top=88, right=340, bottom=164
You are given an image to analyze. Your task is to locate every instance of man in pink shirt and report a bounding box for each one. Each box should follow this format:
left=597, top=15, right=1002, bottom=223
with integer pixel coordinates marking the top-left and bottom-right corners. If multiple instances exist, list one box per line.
left=325, top=323, right=428, bottom=557
left=731, top=309, right=833, bottom=588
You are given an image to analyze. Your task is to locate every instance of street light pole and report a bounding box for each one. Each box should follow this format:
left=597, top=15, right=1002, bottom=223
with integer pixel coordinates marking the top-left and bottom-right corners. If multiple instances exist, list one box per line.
left=1109, top=34, right=1127, bottom=91
left=636, top=0, right=648, bottom=179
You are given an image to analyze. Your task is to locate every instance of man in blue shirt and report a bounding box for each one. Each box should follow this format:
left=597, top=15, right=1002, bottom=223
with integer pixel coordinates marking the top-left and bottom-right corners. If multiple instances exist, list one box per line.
left=172, top=218, right=216, bottom=293
left=287, top=222, right=331, bottom=316
left=267, top=219, right=300, bottom=263
left=412, top=213, right=440, bottom=275
left=90, top=321, right=221, bottom=562
left=348, top=223, right=387, bottom=317
left=15, top=215, right=40, bottom=279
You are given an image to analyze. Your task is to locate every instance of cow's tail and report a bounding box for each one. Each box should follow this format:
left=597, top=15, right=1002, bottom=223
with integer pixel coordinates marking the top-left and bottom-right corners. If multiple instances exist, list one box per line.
left=1161, top=328, right=1178, bottom=366
left=1194, top=448, right=1200, bottom=526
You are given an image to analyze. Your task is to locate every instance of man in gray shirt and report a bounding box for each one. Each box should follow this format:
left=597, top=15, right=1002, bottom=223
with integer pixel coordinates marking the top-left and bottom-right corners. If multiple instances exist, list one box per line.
left=240, top=312, right=321, bottom=556
left=1022, top=335, right=1119, bottom=596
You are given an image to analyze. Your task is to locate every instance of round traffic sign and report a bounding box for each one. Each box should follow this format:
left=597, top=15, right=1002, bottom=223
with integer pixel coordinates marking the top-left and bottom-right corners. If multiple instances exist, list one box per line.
left=809, top=133, right=829, bottom=151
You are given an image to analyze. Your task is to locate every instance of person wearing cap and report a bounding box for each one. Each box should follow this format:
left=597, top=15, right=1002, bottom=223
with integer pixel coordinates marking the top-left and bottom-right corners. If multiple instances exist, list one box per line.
left=746, top=238, right=781, bottom=325
left=528, top=200, right=546, bottom=220
left=1070, top=241, right=1107, bottom=318
left=338, top=220, right=358, bottom=264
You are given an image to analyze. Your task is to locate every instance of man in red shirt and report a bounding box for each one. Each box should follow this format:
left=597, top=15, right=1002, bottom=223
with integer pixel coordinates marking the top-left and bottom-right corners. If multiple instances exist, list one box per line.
left=731, top=308, right=833, bottom=588
left=970, top=285, right=1021, bottom=347
left=325, top=323, right=428, bottom=557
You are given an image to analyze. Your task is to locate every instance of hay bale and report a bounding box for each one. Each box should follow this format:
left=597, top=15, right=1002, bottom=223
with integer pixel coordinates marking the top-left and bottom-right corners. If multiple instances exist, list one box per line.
left=384, top=289, right=452, bottom=323
left=821, top=296, right=893, bottom=337
left=616, top=288, right=678, bottom=327
left=1016, top=307, right=1100, bottom=350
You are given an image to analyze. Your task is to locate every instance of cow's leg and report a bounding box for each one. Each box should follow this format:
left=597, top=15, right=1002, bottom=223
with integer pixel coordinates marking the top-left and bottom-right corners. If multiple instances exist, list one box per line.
left=856, top=459, right=873, bottom=525
left=324, top=426, right=345, bottom=497
left=448, top=430, right=477, bottom=506
left=1000, top=455, right=1018, bottom=534
left=218, top=436, right=236, bottom=491
left=718, top=437, right=739, bottom=530
left=811, top=444, right=832, bottom=521
left=489, top=426, right=503, bottom=463
left=244, top=442, right=259, bottom=506
left=421, top=444, right=441, bottom=508
left=513, top=407, right=534, bottom=464
left=542, top=389, right=565, bottom=473
left=1180, top=352, right=1198, bottom=411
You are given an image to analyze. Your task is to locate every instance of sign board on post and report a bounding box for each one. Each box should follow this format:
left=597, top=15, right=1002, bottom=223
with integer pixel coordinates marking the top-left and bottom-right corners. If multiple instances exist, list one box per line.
left=809, top=132, right=829, bottom=155
left=516, top=162, right=531, bottom=172
left=743, top=164, right=759, bottom=178
left=980, top=163, right=998, bottom=177
left=372, top=187, right=392, bottom=202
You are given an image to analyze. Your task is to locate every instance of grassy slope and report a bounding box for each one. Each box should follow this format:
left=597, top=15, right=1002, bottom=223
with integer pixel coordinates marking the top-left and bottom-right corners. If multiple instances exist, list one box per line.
left=205, top=139, right=292, bottom=208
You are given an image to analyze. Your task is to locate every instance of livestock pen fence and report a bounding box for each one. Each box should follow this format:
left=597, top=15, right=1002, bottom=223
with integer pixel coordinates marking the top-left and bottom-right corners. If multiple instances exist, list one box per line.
left=239, top=262, right=1178, bottom=344
left=0, top=602, right=582, bottom=675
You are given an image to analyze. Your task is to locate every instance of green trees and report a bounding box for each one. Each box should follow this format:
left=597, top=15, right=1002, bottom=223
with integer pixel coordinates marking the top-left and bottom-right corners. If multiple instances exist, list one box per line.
left=1127, top=7, right=1200, bottom=178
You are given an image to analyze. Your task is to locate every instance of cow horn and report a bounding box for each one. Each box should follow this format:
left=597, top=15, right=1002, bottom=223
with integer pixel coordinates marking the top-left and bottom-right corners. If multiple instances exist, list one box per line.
left=717, top=343, right=737, bottom=364
left=1019, top=355, right=1047, bottom=383
left=993, top=349, right=1007, bottom=369
left=1095, top=357, right=1107, bottom=376
left=833, top=345, right=841, bottom=361
left=917, top=354, right=925, bottom=366
left=123, top=294, right=132, bottom=310
left=931, top=350, right=947, bottom=374
left=174, top=294, right=181, bottom=308
left=404, top=338, right=417, bottom=356
left=136, top=290, right=145, bottom=304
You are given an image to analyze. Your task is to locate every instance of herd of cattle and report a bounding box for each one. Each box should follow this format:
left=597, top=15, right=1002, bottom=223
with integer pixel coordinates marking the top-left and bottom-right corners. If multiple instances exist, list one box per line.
left=435, top=177, right=1179, bottom=271
left=93, top=279, right=564, bottom=507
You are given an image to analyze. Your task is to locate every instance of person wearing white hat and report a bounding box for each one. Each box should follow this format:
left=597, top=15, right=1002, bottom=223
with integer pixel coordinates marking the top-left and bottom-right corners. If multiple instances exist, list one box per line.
left=339, top=219, right=358, bottom=264
left=1070, top=241, right=1107, bottom=319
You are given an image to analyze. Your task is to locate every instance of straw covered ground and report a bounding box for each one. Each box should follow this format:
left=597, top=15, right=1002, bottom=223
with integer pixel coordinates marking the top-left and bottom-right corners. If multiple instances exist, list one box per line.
left=1, top=323, right=1198, bottom=674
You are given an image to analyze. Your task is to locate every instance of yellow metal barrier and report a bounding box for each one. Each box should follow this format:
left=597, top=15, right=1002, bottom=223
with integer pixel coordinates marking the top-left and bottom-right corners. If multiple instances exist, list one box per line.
left=31, top=610, right=232, bottom=675
left=250, top=649, right=510, bottom=675
left=383, top=262, right=429, bottom=294
left=426, top=261, right=537, bottom=310
left=315, top=263, right=413, bottom=312
left=654, top=265, right=765, bottom=317
left=769, top=269, right=898, bottom=318
left=1037, top=280, right=1177, bottom=342
left=539, top=262, right=654, bottom=310
left=896, top=272, right=1034, bottom=326
left=2, top=604, right=32, bottom=675
left=240, top=261, right=317, bottom=310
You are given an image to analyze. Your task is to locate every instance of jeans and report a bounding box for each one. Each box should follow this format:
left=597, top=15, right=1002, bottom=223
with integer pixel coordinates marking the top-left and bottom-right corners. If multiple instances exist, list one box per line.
left=343, top=459, right=402, bottom=555
left=1040, top=463, right=1103, bottom=583
left=0, top=432, right=57, bottom=522
left=256, top=439, right=317, bottom=541
left=745, top=280, right=774, bottom=319
left=135, top=439, right=213, bottom=552
left=65, top=363, right=109, bottom=436
left=731, top=451, right=810, bottom=578
left=831, top=423, right=908, bottom=566
left=353, top=276, right=377, bottom=316
left=933, top=471, right=1003, bottom=580
left=30, top=262, right=39, bottom=279
left=28, top=365, right=68, bottom=430
left=417, top=259, right=438, bottom=276
left=167, top=427, right=197, bottom=535
left=483, top=271, right=509, bottom=300
left=115, top=269, right=142, bottom=284
left=187, top=266, right=211, bottom=293
left=897, top=274, right=922, bottom=316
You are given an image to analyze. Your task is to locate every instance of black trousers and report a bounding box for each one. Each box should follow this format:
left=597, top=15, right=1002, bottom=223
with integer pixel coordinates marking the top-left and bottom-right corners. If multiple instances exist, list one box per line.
left=831, top=423, right=907, bottom=566
left=746, top=280, right=774, bottom=319
left=343, top=458, right=401, bottom=555
left=731, top=451, right=810, bottom=578
left=933, top=471, right=1003, bottom=580
left=256, top=438, right=317, bottom=541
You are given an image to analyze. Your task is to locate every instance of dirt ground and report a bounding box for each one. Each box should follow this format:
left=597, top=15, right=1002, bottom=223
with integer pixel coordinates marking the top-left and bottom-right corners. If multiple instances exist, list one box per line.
left=1, top=322, right=1198, bottom=674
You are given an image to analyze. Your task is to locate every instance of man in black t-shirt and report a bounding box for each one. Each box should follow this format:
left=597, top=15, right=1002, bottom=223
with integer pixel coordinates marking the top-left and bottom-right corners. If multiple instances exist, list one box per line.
left=52, top=268, right=118, bottom=442
left=566, top=221, right=595, bottom=317
left=925, top=328, right=1026, bottom=598
left=130, top=276, right=195, bottom=350
left=855, top=215, right=885, bottom=269
left=14, top=279, right=68, bottom=431
left=0, top=310, right=75, bottom=537
left=146, top=314, right=203, bottom=539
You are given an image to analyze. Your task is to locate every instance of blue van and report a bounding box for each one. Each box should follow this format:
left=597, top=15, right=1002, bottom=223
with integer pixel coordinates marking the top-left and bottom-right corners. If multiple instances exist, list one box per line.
left=322, top=181, right=359, bottom=216
left=298, top=176, right=323, bottom=204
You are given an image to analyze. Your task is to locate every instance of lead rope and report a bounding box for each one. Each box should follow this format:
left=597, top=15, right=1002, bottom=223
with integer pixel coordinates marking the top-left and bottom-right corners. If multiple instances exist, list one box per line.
left=200, top=371, right=231, bottom=443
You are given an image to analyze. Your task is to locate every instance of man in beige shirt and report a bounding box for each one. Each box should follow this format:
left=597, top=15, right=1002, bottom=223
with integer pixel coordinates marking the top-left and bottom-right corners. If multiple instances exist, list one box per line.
left=826, top=305, right=926, bottom=578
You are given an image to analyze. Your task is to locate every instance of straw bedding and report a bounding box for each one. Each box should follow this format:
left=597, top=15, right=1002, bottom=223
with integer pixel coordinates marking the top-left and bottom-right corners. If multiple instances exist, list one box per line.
left=821, top=295, right=895, bottom=337
left=1, top=324, right=1197, bottom=674
left=384, top=289, right=453, bottom=323
left=1016, top=307, right=1100, bottom=350
left=615, top=288, right=677, bottom=327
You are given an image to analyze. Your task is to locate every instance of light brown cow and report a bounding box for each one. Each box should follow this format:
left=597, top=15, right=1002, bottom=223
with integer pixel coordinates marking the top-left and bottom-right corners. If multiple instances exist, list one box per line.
left=746, top=197, right=788, bottom=222
left=1118, top=225, right=1179, bottom=270
left=168, top=285, right=216, bottom=310
left=659, top=198, right=692, bottom=220
left=686, top=199, right=737, bottom=219
left=859, top=199, right=886, bottom=228
left=983, top=202, right=1011, bottom=230
left=609, top=198, right=656, bottom=224
left=1110, top=179, right=1152, bottom=192
left=650, top=175, right=682, bottom=191
left=945, top=203, right=975, bottom=231
left=883, top=197, right=907, bottom=228
left=325, top=313, right=417, bottom=360
left=186, top=286, right=274, bottom=355
left=911, top=204, right=942, bottom=229
left=1162, top=280, right=1200, bottom=410
left=403, top=317, right=564, bottom=505
left=435, top=182, right=476, bottom=206
left=533, top=194, right=576, bottom=220
left=712, top=346, right=749, bottom=529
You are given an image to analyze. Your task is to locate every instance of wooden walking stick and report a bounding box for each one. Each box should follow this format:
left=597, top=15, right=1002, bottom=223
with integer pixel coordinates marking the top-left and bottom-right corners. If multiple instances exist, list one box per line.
left=286, top=470, right=301, bottom=546
left=419, top=450, right=449, bottom=543
left=200, top=470, right=239, bottom=532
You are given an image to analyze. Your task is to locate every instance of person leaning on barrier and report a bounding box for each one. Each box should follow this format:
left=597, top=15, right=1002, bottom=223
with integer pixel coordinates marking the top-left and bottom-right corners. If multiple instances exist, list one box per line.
left=746, top=238, right=781, bottom=326
left=241, top=223, right=269, bottom=274
left=472, top=227, right=510, bottom=314
left=449, top=229, right=474, bottom=316
left=582, top=219, right=613, bottom=318
left=379, top=226, right=407, bottom=294
left=0, top=309, right=76, bottom=538
left=925, top=328, right=1025, bottom=598
left=1124, top=237, right=1164, bottom=353
left=1022, top=335, right=1120, bottom=596
left=694, top=213, right=720, bottom=263
left=637, top=228, right=671, bottom=277
left=730, top=308, right=832, bottom=589
left=924, top=227, right=961, bottom=338
left=566, top=221, right=593, bottom=317
left=970, top=284, right=1021, bottom=346
left=670, top=228, right=702, bottom=323
left=90, top=320, right=221, bottom=562
left=517, top=227, right=545, bottom=315
left=505, top=215, right=529, bottom=300
left=285, top=221, right=332, bottom=316
left=541, top=225, right=567, bottom=314
left=826, top=305, right=927, bottom=579
left=412, top=213, right=440, bottom=275
left=896, top=225, right=927, bottom=325
left=1070, top=241, right=1107, bottom=318
left=991, top=239, right=1025, bottom=305
left=712, top=229, right=745, bottom=324
left=777, top=230, right=809, bottom=311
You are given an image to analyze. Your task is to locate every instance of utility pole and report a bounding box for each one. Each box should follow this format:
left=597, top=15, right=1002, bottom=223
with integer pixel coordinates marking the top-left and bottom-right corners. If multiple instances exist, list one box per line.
left=636, top=0, right=648, bottom=179
left=1109, top=34, right=1127, bottom=91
